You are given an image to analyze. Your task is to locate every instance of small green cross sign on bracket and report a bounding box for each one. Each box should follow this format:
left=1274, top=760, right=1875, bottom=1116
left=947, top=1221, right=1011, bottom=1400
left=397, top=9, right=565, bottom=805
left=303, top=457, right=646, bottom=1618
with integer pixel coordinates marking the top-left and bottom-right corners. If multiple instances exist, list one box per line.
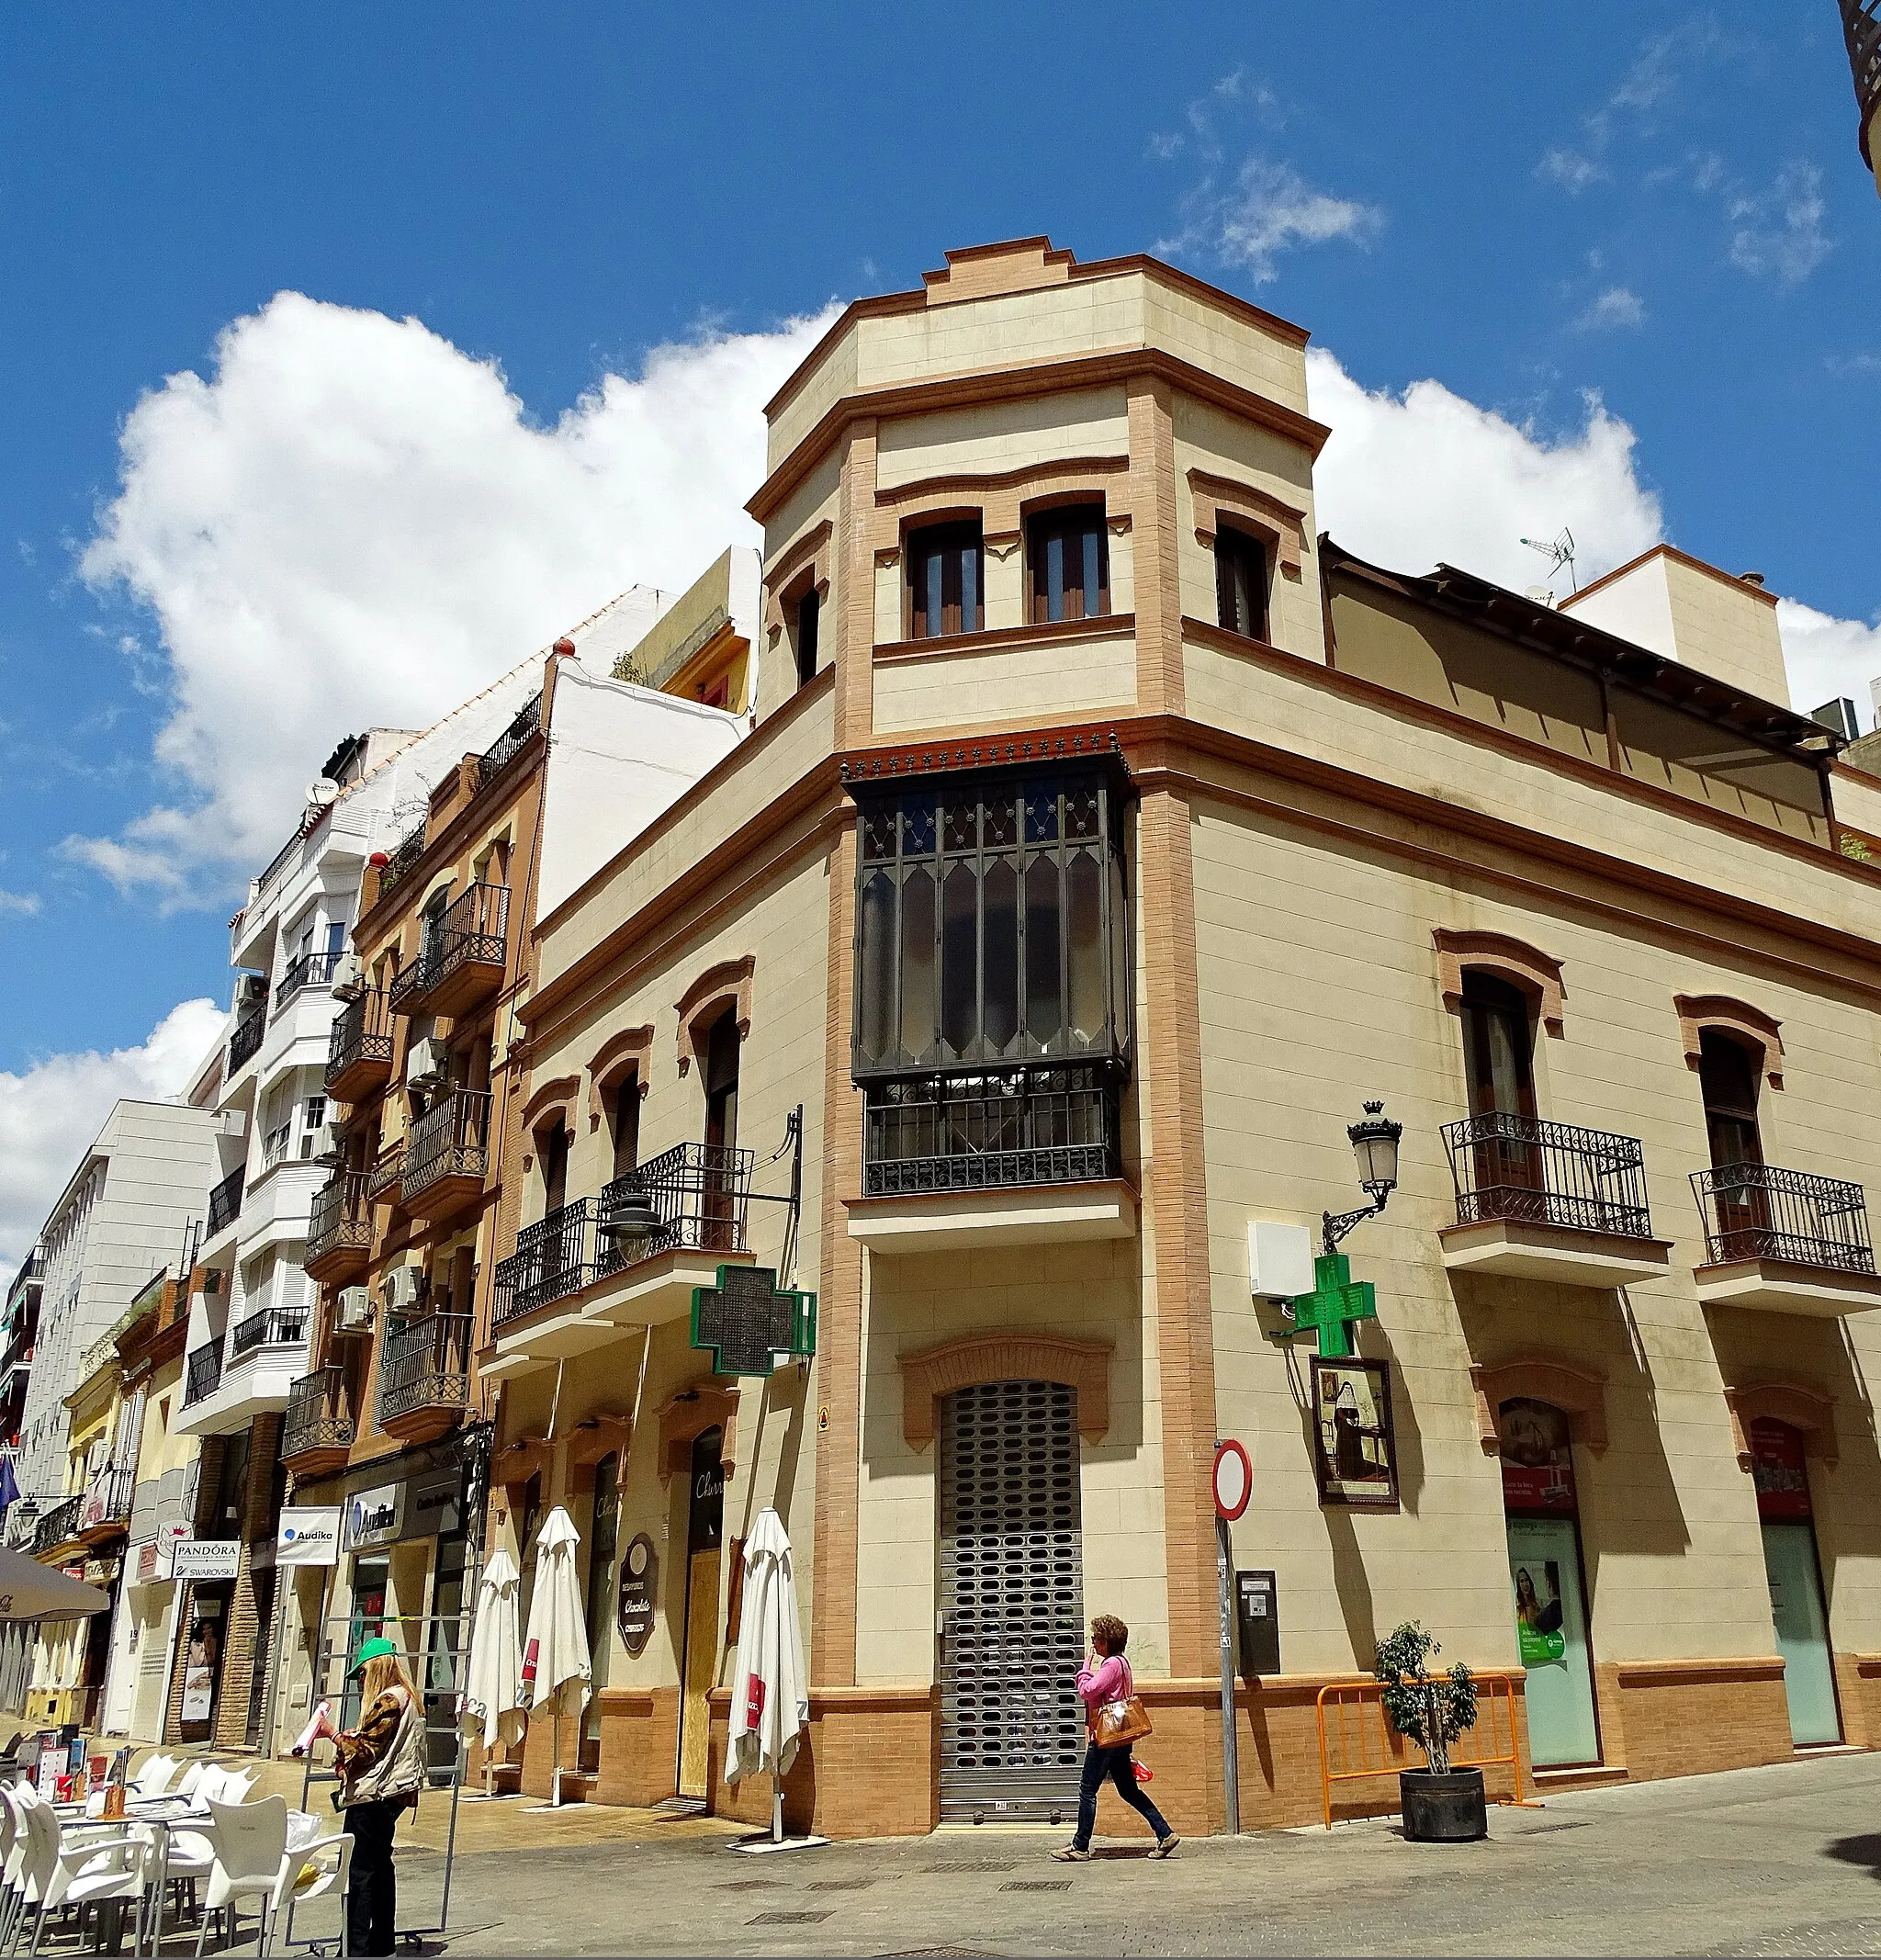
left=1273, top=1252, right=1377, bottom=1358
left=690, top=1265, right=817, bottom=1378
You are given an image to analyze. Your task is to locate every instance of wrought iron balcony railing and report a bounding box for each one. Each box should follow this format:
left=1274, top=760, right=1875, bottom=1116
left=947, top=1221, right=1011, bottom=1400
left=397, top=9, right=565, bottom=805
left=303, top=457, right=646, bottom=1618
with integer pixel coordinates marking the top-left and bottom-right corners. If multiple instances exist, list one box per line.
left=32, top=1493, right=84, bottom=1557
left=276, top=948, right=342, bottom=1009
left=491, top=1141, right=753, bottom=1331
left=308, top=1170, right=374, bottom=1268
left=1441, top=1113, right=1655, bottom=1241
left=227, top=1008, right=265, bottom=1075
left=389, top=884, right=510, bottom=1013
left=77, top=1466, right=135, bottom=1536
left=207, top=1168, right=245, bottom=1237
left=478, top=693, right=541, bottom=788
left=229, top=1305, right=309, bottom=1360
left=402, top=1089, right=491, bottom=1201
left=862, top=1065, right=1121, bottom=1197
left=377, top=1311, right=472, bottom=1425
left=1692, top=1163, right=1875, bottom=1273
left=366, top=1142, right=407, bottom=1201
left=283, top=1364, right=355, bottom=1459
left=184, top=1335, right=225, bottom=1407
left=326, top=988, right=394, bottom=1091
left=375, top=817, right=426, bottom=900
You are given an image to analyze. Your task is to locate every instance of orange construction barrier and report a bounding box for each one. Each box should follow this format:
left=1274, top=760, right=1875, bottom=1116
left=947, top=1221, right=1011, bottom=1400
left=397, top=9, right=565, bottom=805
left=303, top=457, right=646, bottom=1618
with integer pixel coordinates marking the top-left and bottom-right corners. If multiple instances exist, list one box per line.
left=1315, top=1673, right=1537, bottom=1827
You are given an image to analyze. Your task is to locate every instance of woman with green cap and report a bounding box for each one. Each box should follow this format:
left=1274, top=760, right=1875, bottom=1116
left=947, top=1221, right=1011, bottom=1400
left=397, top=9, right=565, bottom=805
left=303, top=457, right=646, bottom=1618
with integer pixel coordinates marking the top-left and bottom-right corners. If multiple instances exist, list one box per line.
left=305, top=1636, right=425, bottom=1956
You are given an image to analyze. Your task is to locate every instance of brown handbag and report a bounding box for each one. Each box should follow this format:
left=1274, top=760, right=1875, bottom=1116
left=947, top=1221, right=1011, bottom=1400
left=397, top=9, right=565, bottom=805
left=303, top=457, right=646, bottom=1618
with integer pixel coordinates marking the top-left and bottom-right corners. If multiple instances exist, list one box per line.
left=1092, top=1659, right=1154, bottom=1749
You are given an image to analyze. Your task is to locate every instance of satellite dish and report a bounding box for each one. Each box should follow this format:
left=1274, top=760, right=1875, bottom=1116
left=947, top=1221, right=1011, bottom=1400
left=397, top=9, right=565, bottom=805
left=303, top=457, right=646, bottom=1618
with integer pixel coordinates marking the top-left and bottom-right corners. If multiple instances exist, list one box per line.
left=304, top=779, right=341, bottom=807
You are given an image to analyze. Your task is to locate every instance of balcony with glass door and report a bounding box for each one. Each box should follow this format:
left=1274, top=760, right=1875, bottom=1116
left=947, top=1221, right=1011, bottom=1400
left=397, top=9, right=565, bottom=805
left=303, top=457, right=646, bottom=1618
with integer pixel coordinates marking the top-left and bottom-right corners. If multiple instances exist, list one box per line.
left=376, top=1309, right=472, bottom=1444
left=400, top=1088, right=491, bottom=1224
left=1691, top=1163, right=1881, bottom=1315
left=306, top=1170, right=374, bottom=1283
left=325, top=988, right=395, bottom=1102
left=389, top=883, right=510, bottom=1021
left=843, top=767, right=1138, bottom=1254
left=282, top=1362, right=355, bottom=1476
left=1438, top=1114, right=1672, bottom=1287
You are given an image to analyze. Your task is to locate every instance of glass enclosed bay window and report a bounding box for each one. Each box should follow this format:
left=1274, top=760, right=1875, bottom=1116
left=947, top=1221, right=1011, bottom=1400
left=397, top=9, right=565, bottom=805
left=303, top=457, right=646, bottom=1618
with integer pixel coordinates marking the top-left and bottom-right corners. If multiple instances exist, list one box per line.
left=852, top=766, right=1132, bottom=1081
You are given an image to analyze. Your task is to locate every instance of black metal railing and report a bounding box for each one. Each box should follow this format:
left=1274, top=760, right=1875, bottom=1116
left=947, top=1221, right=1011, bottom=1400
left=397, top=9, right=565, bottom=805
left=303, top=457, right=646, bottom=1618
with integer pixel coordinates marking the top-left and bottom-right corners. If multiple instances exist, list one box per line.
left=478, top=693, right=541, bottom=788
left=227, top=1008, right=265, bottom=1074
left=491, top=1141, right=754, bottom=1330
left=283, top=1364, right=355, bottom=1459
left=377, top=1312, right=472, bottom=1425
left=308, top=1170, right=374, bottom=1267
left=253, top=824, right=306, bottom=899
left=1441, top=1113, right=1655, bottom=1241
left=229, top=1305, right=309, bottom=1360
left=32, top=1493, right=84, bottom=1557
left=207, top=1168, right=245, bottom=1236
left=184, top=1336, right=225, bottom=1406
left=389, top=884, right=510, bottom=1012
left=376, top=818, right=426, bottom=900
left=1843, top=2, right=1881, bottom=158
left=326, top=988, right=394, bottom=1089
left=276, top=948, right=342, bottom=1009
left=1692, top=1163, right=1875, bottom=1272
left=78, top=1465, right=135, bottom=1535
left=862, top=1066, right=1121, bottom=1197
left=402, top=1089, right=492, bottom=1200
left=366, top=1142, right=407, bottom=1201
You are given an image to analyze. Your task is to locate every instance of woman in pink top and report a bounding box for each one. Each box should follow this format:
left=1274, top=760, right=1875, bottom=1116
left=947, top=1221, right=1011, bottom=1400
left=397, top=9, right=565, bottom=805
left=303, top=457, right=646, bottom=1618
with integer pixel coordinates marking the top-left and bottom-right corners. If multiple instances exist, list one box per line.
left=1053, top=1613, right=1178, bottom=1861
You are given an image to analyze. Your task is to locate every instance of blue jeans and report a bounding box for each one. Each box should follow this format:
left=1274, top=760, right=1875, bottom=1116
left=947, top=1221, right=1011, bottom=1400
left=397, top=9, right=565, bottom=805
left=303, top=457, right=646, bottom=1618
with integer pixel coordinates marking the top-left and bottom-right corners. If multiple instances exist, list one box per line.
left=1072, top=1741, right=1173, bottom=1851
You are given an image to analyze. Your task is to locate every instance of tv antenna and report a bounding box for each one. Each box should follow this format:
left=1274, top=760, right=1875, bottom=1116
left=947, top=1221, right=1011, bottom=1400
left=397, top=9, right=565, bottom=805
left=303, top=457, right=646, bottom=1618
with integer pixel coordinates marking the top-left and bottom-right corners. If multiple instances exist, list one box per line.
left=1520, top=527, right=1578, bottom=592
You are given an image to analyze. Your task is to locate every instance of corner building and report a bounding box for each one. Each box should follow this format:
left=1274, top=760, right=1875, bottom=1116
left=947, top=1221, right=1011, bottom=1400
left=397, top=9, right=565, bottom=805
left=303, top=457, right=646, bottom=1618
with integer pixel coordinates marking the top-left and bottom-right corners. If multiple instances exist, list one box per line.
left=491, top=237, right=1881, bottom=1835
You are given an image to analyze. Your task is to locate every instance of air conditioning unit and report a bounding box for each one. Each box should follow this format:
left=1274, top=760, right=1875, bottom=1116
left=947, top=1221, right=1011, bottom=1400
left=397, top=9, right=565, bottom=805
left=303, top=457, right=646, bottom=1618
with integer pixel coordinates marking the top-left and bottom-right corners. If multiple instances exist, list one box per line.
left=336, top=1286, right=374, bottom=1334
left=220, top=1110, right=247, bottom=1139
left=234, top=973, right=268, bottom=1014
left=314, top=1120, right=346, bottom=1164
left=383, top=1266, right=425, bottom=1312
left=404, top=1036, right=448, bottom=1088
left=331, top=952, right=365, bottom=1001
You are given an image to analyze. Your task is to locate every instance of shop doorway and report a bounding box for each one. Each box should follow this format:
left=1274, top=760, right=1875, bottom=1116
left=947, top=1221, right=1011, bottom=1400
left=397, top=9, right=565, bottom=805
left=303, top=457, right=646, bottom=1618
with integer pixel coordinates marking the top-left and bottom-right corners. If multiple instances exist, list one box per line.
left=177, top=1583, right=231, bottom=1743
left=938, top=1379, right=1086, bottom=1823
left=1751, top=1419, right=1841, bottom=1747
left=1499, top=1397, right=1600, bottom=1767
left=582, top=1456, right=621, bottom=1772
left=677, top=1428, right=725, bottom=1799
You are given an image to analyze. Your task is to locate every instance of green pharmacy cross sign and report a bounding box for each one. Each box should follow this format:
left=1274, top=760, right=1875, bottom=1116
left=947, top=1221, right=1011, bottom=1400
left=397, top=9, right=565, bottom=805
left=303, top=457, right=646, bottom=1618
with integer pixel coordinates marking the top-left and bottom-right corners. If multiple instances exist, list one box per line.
left=690, top=1265, right=817, bottom=1378
left=1272, top=1251, right=1377, bottom=1358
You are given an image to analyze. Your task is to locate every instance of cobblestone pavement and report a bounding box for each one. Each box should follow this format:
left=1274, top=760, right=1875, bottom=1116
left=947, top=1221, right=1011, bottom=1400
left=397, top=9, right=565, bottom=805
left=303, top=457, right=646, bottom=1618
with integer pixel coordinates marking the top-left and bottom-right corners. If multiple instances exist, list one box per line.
left=254, top=1751, right=1881, bottom=1958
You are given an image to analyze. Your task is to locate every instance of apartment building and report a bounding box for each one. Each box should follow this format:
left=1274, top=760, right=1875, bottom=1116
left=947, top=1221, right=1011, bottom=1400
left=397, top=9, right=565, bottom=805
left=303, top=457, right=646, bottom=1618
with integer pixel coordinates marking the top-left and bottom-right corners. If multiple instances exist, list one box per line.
left=473, top=237, right=1881, bottom=1838
left=0, top=1249, right=41, bottom=1458
left=276, top=580, right=744, bottom=1752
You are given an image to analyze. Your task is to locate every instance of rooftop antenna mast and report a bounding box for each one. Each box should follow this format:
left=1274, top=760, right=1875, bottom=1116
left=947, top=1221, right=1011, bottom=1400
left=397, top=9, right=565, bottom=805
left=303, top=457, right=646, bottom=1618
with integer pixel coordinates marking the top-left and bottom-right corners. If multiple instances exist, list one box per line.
left=1520, top=526, right=1578, bottom=593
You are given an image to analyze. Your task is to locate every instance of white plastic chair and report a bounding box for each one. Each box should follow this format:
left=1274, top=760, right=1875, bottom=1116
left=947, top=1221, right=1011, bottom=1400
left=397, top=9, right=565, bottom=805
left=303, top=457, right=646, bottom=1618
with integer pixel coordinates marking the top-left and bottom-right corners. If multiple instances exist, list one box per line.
left=130, top=1755, right=176, bottom=1800
left=11, top=1799, right=149, bottom=1960
left=0, top=1786, right=30, bottom=1954
left=271, top=1829, right=352, bottom=1960
left=193, top=1796, right=287, bottom=1957
left=172, top=1763, right=205, bottom=1803
left=217, top=1769, right=258, bottom=1805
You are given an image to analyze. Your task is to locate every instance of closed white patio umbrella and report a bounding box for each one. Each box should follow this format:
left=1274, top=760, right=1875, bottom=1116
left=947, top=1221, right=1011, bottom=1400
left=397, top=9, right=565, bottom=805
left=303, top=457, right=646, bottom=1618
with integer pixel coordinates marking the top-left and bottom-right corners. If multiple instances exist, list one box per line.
left=0, top=1547, right=108, bottom=1620
left=460, top=1546, right=526, bottom=1794
left=726, top=1508, right=819, bottom=1850
left=523, top=1506, right=590, bottom=1807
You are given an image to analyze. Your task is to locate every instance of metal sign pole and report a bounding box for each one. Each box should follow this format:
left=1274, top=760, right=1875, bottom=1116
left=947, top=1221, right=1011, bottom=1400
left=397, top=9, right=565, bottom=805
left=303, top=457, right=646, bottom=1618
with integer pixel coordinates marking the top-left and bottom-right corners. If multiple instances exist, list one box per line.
left=1215, top=1513, right=1240, bottom=1836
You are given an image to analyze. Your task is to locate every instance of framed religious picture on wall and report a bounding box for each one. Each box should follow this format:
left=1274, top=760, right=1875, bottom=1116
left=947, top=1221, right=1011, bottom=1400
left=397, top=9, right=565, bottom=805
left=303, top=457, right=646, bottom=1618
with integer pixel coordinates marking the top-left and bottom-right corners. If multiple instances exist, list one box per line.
left=1310, top=1355, right=1400, bottom=1509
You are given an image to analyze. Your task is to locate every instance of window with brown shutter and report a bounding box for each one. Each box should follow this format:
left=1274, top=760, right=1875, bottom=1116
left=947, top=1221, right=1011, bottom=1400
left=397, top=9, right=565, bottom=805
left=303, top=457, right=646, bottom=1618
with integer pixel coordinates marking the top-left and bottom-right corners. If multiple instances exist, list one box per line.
left=907, top=521, right=984, bottom=638
left=1215, top=525, right=1269, bottom=641
left=1027, top=504, right=1109, bottom=625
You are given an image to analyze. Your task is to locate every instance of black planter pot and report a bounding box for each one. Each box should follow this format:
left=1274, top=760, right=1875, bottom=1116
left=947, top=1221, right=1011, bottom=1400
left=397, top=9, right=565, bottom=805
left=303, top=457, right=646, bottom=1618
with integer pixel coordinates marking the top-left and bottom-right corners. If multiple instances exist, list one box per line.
left=1399, top=1767, right=1487, bottom=1842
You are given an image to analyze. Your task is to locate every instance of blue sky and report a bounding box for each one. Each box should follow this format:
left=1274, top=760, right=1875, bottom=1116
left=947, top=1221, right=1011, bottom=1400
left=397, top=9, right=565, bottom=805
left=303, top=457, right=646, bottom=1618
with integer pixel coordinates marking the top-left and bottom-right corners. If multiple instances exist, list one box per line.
left=1, top=3, right=1876, bottom=1257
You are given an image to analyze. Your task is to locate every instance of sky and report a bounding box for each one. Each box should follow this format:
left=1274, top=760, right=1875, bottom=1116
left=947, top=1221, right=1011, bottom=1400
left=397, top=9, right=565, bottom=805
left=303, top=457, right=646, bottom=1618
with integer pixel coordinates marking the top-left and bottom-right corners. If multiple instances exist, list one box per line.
left=1, top=3, right=1878, bottom=1265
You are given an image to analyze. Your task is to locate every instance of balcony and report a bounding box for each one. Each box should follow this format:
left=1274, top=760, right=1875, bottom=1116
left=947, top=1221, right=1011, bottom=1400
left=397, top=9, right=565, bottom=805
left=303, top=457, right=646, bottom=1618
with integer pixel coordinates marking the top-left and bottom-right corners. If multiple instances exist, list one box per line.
left=1692, top=1164, right=1881, bottom=1316
left=488, top=1143, right=757, bottom=1378
left=1438, top=1114, right=1673, bottom=1289
left=183, top=1336, right=225, bottom=1407
left=227, top=1008, right=265, bottom=1076
left=32, top=1493, right=84, bottom=1561
left=388, top=884, right=510, bottom=1021
left=478, top=693, right=541, bottom=788
left=377, top=1311, right=471, bottom=1443
left=375, top=818, right=426, bottom=902
left=207, top=1168, right=245, bottom=1239
left=306, top=1171, right=375, bottom=1283
left=325, top=989, right=395, bottom=1102
left=230, top=1304, right=309, bottom=1360
left=76, top=1466, right=134, bottom=1546
left=845, top=1066, right=1135, bottom=1255
left=282, top=1364, right=355, bottom=1477
left=366, top=1142, right=407, bottom=1205
left=275, top=948, right=341, bottom=1011
left=400, top=1089, right=491, bottom=1223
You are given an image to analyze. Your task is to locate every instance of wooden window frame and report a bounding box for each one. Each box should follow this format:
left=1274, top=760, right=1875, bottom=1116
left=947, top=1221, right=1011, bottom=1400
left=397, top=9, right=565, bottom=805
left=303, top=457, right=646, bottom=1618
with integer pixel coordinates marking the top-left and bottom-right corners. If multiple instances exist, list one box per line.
left=1025, top=501, right=1109, bottom=625
left=905, top=517, right=985, bottom=640
left=1213, top=522, right=1270, bottom=642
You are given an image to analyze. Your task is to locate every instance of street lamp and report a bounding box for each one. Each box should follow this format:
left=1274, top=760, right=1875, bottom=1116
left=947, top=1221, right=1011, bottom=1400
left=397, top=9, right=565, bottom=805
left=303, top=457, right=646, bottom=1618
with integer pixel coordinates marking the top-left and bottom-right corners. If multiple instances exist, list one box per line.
left=1323, top=1100, right=1403, bottom=1255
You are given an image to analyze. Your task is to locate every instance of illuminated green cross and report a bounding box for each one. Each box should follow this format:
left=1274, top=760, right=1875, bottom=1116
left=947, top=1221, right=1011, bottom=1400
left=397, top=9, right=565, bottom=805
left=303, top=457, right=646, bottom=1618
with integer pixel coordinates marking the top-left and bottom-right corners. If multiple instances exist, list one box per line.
left=1274, top=1252, right=1377, bottom=1358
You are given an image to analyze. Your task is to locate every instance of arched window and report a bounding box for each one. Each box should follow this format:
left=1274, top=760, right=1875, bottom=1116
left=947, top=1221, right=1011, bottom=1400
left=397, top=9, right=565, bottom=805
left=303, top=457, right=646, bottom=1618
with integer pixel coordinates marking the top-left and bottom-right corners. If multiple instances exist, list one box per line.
left=1460, top=972, right=1537, bottom=1119
left=1699, top=1028, right=1763, bottom=1168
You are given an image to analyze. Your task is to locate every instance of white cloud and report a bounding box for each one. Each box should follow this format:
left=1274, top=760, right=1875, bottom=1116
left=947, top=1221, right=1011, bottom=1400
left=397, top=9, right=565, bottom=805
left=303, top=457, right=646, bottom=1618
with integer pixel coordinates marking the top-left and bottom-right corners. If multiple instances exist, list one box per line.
left=74, top=293, right=839, bottom=906
left=0, top=891, right=39, bottom=917
left=1775, top=601, right=1881, bottom=727
left=1571, top=287, right=1647, bottom=332
left=0, top=997, right=224, bottom=1271
left=1538, top=148, right=1606, bottom=194
left=1163, top=157, right=1382, bottom=285
left=1729, top=163, right=1832, bottom=286
left=1305, top=347, right=1663, bottom=592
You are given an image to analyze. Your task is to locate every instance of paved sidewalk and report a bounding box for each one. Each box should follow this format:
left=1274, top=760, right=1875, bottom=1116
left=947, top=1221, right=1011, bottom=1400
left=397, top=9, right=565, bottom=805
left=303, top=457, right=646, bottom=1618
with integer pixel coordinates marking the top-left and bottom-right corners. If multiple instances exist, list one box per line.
left=294, top=1751, right=1881, bottom=1958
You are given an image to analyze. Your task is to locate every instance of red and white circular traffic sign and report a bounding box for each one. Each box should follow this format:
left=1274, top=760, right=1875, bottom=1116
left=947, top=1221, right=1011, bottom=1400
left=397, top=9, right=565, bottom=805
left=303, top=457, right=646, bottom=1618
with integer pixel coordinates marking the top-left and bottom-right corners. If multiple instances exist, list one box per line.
left=1212, top=1438, right=1252, bottom=1520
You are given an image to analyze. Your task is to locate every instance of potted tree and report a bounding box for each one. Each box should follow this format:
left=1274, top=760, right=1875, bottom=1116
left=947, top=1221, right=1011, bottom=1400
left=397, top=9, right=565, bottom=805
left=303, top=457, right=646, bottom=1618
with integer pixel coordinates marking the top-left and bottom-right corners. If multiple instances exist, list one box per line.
left=1374, top=1621, right=1486, bottom=1842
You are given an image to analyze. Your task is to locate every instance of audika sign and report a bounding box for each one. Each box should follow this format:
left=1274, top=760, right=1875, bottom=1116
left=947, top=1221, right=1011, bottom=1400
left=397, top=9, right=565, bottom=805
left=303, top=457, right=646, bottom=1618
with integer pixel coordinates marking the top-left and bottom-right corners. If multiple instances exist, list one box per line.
left=343, top=1483, right=405, bottom=1554
left=276, top=1507, right=342, bottom=1569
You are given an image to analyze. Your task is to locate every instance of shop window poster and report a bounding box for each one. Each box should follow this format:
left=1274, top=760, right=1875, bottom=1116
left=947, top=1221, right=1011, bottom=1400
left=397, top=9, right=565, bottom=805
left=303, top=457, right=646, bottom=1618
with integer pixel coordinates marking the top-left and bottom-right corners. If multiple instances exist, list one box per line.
left=1310, top=1356, right=1399, bottom=1509
left=1498, top=1397, right=1578, bottom=1512
left=1512, top=1555, right=1568, bottom=1665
